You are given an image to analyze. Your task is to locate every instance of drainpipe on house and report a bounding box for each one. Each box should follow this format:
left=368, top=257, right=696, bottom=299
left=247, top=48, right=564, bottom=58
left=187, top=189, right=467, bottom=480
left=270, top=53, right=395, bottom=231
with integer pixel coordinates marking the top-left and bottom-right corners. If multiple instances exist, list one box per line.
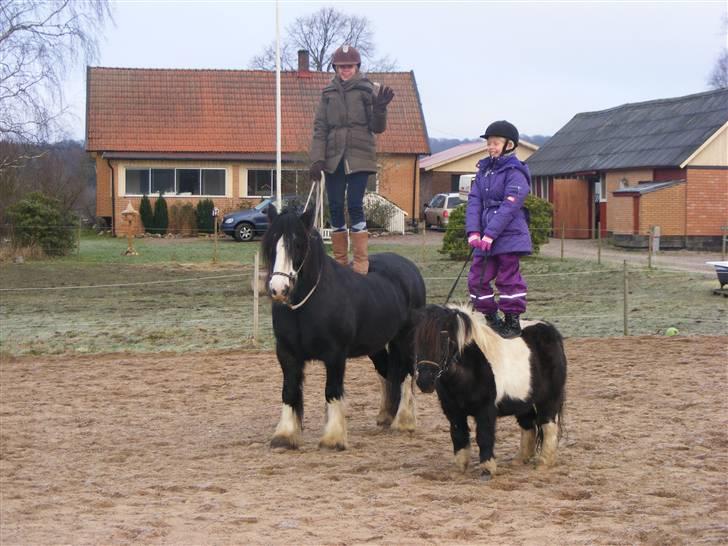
left=412, top=158, right=418, bottom=226
left=106, top=158, right=115, bottom=235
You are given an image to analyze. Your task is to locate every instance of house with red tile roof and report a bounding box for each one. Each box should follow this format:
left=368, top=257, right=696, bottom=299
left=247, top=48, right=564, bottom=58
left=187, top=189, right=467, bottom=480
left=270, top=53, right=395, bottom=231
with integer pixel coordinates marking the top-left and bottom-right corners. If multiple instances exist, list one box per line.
left=86, top=52, right=430, bottom=234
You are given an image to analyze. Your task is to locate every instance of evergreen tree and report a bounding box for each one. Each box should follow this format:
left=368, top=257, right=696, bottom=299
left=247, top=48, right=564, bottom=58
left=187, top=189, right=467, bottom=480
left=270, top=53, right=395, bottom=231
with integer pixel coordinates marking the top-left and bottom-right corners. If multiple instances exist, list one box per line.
left=153, top=192, right=168, bottom=235
left=139, top=194, right=154, bottom=232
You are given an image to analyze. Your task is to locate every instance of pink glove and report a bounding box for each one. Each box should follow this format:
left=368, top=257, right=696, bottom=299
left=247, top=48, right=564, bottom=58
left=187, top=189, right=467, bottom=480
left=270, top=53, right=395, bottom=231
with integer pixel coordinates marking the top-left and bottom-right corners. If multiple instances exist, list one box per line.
left=468, top=233, right=481, bottom=250
left=480, top=235, right=493, bottom=252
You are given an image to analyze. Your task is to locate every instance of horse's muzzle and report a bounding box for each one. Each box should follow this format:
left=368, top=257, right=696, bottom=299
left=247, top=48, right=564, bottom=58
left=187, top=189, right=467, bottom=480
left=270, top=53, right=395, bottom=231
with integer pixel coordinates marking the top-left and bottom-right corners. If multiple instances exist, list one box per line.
left=415, top=363, right=439, bottom=394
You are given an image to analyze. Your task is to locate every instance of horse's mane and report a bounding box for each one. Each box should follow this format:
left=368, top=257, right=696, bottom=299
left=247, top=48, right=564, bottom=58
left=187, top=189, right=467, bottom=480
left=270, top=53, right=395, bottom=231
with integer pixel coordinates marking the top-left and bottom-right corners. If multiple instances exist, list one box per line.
left=446, top=303, right=506, bottom=364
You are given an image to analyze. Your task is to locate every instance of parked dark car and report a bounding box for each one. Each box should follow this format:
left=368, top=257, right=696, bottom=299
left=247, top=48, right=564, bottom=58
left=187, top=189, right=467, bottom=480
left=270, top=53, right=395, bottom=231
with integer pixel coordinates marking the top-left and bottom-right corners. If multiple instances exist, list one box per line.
left=221, top=195, right=305, bottom=242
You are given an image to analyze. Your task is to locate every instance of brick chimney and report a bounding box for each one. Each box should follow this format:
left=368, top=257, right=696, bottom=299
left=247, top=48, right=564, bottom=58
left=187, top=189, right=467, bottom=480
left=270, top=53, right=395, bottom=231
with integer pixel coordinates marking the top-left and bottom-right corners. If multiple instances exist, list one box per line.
left=297, top=49, right=310, bottom=76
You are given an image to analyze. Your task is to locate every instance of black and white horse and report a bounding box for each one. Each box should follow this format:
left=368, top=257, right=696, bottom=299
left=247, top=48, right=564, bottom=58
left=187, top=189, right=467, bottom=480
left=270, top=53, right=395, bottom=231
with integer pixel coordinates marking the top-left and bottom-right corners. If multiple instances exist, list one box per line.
left=414, top=304, right=567, bottom=480
left=262, top=206, right=426, bottom=450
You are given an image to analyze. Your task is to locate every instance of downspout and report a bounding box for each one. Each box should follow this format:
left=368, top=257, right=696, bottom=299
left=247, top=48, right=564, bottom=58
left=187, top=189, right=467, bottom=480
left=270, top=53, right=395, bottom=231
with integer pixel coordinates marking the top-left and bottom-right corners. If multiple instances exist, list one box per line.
left=106, top=158, right=115, bottom=235
left=412, top=156, right=418, bottom=225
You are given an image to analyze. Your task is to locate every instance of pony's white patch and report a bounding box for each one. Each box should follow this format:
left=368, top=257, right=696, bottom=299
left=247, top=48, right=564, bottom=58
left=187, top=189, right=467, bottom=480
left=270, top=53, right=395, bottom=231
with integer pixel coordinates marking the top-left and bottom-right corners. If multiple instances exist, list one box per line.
left=392, top=375, right=416, bottom=432
left=520, top=319, right=544, bottom=328
left=454, top=446, right=471, bottom=472
left=448, top=304, right=532, bottom=404
left=320, top=398, right=348, bottom=449
left=272, top=404, right=301, bottom=447
left=269, top=237, right=294, bottom=297
left=536, top=421, right=559, bottom=467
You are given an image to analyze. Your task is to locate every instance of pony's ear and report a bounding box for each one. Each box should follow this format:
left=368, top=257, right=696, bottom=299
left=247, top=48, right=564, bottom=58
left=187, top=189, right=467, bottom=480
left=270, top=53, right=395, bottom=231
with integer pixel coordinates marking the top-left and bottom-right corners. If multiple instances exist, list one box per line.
left=267, top=204, right=278, bottom=222
left=300, top=208, right=315, bottom=231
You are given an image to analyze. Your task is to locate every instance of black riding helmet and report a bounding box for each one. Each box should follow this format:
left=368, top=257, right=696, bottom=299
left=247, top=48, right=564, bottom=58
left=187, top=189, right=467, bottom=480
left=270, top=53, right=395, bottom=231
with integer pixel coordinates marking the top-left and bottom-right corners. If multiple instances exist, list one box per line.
left=480, top=120, right=519, bottom=151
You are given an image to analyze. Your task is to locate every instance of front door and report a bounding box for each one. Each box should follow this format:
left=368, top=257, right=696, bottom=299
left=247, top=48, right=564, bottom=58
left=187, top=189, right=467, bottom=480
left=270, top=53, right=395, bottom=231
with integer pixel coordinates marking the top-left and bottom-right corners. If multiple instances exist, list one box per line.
left=552, top=178, right=590, bottom=239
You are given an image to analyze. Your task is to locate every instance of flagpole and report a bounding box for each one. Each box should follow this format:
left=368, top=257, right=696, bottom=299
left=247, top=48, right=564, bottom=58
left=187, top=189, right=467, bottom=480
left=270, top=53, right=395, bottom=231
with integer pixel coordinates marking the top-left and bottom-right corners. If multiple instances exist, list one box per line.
left=275, top=0, right=282, bottom=210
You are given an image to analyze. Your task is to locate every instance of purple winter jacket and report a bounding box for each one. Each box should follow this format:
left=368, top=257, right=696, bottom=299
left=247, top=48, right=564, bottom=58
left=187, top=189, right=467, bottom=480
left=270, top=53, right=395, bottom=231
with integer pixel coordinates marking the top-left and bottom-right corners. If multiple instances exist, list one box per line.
left=465, top=153, right=532, bottom=257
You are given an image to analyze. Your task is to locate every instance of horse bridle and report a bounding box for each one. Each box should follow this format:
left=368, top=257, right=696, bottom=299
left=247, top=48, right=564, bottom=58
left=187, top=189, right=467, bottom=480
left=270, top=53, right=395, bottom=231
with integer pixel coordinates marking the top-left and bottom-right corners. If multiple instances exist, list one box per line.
left=416, top=330, right=460, bottom=379
left=270, top=233, right=322, bottom=310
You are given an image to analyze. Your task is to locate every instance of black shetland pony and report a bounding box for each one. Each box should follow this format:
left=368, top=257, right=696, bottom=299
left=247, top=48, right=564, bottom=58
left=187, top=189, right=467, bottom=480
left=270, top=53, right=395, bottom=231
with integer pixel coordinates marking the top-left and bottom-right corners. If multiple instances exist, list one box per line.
left=414, top=304, right=567, bottom=480
left=262, top=206, right=426, bottom=450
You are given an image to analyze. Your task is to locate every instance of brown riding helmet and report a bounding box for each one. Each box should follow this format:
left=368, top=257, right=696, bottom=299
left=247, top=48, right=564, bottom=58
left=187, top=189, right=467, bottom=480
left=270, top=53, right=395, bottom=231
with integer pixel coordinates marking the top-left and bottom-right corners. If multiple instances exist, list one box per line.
left=331, top=45, right=361, bottom=67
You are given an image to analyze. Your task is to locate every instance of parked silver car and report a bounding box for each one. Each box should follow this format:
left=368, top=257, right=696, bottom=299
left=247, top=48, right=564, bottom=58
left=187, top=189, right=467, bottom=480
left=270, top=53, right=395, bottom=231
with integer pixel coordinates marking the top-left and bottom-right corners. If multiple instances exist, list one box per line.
left=423, top=192, right=463, bottom=229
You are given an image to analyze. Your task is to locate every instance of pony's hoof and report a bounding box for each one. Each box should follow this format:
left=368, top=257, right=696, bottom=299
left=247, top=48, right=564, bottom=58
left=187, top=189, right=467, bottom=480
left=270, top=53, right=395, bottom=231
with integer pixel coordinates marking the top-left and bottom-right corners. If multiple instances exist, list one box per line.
left=480, top=470, right=492, bottom=481
left=318, top=438, right=347, bottom=451
left=535, top=456, right=555, bottom=469
left=391, top=413, right=416, bottom=432
left=270, top=435, right=299, bottom=450
left=376, top=411, right=394, bottom=427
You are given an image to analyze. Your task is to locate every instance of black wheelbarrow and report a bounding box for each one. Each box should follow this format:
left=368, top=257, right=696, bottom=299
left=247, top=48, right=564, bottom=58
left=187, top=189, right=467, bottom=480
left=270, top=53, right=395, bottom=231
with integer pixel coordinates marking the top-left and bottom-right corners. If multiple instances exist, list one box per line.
left=706, top=261, right=728, bottom=296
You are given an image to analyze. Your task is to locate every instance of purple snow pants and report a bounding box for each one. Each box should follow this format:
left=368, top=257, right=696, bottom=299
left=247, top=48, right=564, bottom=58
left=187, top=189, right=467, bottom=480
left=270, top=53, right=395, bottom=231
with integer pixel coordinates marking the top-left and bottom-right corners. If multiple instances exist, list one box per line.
left=467, top=253, right=527, bottom=314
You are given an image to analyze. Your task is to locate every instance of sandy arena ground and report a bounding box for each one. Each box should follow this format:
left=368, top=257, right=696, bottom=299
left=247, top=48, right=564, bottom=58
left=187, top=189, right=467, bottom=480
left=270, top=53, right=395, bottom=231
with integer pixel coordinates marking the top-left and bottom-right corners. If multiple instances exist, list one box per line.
left=1, top=336, right=726, bottom=545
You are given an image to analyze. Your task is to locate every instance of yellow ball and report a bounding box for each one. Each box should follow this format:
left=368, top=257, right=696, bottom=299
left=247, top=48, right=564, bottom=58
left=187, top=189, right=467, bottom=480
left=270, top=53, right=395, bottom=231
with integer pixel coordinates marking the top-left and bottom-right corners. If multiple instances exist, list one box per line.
left=665, top=327, right=679, bottom=336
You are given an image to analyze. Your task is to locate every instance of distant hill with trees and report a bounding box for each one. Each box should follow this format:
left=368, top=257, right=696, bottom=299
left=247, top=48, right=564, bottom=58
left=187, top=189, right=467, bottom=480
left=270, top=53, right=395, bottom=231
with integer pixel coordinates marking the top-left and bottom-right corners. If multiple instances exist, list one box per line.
left=428, top=134, right=551, bottom=155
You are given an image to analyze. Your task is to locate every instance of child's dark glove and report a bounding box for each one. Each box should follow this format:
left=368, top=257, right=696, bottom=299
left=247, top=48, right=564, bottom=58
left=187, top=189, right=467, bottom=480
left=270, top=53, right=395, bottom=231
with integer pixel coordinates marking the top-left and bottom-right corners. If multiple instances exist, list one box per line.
left=309, top=161, right=325, bottom=182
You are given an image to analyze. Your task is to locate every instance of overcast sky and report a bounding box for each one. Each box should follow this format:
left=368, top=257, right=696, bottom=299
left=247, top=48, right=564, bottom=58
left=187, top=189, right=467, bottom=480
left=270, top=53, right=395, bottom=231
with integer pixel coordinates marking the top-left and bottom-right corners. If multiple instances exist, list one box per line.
left=62, top=0, right=727, bottom=141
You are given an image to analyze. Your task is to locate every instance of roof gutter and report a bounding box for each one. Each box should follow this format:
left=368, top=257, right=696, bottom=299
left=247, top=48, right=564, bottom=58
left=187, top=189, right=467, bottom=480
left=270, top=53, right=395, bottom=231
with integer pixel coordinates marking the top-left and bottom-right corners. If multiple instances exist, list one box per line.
left=106, top=158, right=115, bottom=235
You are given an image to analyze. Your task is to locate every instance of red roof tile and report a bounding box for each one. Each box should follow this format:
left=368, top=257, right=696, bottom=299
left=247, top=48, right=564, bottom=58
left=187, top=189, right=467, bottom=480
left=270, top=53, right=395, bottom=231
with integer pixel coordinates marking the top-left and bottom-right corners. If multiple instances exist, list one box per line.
left=86, top=67, right=430, bottom=155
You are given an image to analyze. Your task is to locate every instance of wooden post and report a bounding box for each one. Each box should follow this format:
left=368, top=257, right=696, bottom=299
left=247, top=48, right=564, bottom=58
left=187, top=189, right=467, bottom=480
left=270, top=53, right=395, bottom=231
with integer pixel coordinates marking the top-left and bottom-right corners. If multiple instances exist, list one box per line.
left=213, top=217, right=219, bottom=264
left=597, top=221, right=602, bottom=265
left=253, top=251, right=260, bottom=344
left=77, top=217, right=82, bottom=258
left=647, top=226, right=653, bottom=269
left=421, top=220, right=426, bottom=265
left=623, top=260, right=629, bottom=336
left=560, top=222, right=565, bottom=261
left=722, top=226, right=727, bottom=262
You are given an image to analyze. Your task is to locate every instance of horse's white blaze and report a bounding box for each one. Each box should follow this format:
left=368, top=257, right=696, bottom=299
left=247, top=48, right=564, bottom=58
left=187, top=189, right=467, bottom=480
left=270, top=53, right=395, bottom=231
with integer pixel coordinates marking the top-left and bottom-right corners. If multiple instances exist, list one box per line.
left=273, top=404, right=301, bottom=446
left=320, top=398, right=347, bottom=448
left=269, top=237, right=294, bottom=298
left=454, top=446, right=471, bottom=472
left=449, top=304, right=532, bottom=404
left=537, top=421, right=559, bottom=467
left=392, top=375, right=416, bottom=431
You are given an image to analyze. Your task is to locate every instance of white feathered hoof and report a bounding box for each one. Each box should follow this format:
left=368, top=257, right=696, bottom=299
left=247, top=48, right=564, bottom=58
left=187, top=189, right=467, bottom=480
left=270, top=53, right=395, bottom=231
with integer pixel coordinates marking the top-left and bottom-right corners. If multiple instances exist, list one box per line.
left=270, top=434, right=300, bottom=450
left=376, top=409, right=394, bottom=427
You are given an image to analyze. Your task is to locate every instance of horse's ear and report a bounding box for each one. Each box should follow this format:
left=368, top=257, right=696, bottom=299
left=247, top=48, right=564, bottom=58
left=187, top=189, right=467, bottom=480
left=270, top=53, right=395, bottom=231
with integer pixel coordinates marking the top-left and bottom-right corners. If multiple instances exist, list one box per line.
left=267, top=204, right=278, bottom=222
left=300, top=208, right=315, bottom=231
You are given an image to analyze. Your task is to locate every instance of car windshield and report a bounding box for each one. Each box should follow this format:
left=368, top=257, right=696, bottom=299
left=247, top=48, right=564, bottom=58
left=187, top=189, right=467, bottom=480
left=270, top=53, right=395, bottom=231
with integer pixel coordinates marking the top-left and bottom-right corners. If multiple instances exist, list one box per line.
left=254, top=198, right=272, bottom=211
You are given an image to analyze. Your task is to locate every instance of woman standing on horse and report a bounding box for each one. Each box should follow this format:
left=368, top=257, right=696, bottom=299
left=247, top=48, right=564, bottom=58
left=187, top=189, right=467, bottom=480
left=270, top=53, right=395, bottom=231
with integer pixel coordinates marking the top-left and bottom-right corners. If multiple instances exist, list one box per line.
left=309, top=45, right=395, bottom=274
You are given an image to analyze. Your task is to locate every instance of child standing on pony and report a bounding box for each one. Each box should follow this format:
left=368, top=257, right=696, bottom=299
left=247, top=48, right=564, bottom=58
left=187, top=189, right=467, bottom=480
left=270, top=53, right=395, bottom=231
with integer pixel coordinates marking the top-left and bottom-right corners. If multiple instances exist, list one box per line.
left=465, top=120, right=532, bottom=338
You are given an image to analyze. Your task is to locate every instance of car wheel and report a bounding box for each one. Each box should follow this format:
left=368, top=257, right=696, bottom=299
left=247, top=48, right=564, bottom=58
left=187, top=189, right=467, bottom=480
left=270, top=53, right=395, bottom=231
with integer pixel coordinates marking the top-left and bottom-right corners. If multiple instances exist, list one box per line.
left=436, top=217, right=443, bottom=230
left=234, top=222, right=254, bottom=242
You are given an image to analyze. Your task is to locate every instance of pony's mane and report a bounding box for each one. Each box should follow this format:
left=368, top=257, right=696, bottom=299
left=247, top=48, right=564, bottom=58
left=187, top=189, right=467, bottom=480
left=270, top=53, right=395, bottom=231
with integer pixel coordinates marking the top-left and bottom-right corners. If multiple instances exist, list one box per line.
left=446, top=303, right=504, bottom=363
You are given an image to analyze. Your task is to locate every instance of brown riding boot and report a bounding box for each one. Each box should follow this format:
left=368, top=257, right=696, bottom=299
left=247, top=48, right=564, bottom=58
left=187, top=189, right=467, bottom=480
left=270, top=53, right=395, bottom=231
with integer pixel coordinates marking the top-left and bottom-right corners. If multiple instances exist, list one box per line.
left=330, top=230, right=349, bottom=267
left=351, top=230, right=369, bottom=274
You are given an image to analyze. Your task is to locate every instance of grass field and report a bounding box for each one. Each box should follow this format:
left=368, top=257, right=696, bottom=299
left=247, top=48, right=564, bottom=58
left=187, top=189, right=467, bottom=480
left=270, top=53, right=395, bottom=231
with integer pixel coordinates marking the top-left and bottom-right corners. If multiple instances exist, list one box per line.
left=1, top=234, right=725, bottom=356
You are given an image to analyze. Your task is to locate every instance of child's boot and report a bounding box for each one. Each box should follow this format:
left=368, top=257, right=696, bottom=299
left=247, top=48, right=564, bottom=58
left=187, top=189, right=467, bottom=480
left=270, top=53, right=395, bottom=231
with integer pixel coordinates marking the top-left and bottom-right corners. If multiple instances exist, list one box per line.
left=498, top=313, right=522, bottom=339
left=484, top=312, right=502, bottom=330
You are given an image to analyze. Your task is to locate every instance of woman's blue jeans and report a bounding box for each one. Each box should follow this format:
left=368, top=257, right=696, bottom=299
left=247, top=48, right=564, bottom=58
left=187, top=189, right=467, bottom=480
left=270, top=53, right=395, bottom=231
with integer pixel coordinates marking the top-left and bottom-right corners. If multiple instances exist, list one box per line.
left=326, top=160, right=370, bottom=232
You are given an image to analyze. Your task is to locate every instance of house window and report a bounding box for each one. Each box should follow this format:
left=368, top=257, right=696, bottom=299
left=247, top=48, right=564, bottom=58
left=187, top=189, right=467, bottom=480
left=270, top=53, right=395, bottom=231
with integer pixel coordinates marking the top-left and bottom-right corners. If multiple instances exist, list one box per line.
left=124, top=168, right=226, bottom=196
left=176, top=169, right=200, bottom=195
left=247, top=169, right=311, bottom=197
left=126, top=169, right=150, bottom=194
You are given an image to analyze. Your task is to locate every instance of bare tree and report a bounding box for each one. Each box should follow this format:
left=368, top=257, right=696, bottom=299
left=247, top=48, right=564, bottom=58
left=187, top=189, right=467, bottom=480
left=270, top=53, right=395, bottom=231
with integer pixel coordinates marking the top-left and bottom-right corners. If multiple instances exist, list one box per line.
left=0, top=0, right=112, bottom=143
left=708, top=48, right=728, bottom=89
left=249, top=7, right=397, bottom=72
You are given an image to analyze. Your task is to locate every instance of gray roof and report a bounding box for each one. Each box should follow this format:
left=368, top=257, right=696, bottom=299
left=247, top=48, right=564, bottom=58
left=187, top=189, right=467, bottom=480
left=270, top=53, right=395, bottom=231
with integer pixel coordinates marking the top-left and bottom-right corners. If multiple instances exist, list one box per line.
left=527, top=88, right=728, bottom=177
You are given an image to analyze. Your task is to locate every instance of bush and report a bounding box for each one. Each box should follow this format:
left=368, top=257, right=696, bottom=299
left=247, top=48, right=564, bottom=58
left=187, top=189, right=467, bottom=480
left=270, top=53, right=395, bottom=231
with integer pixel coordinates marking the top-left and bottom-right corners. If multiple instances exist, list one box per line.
left=178, top=202, right=197, bottom=236
left=168, top=203, right=181, bottom=234
left=153, top=193, right=168, bottom=235
left=7, top=192, right=78, bottom=256
left=196, top=199, right=215, bottom=234
left=524, top=194, right=553, bottom=255
left=139, top=194, right=154, bottom=233
left=363, top=194, right=397, bottom=230
left=440, top=204, right=468, bottom=260
left=440, top=194, right=553, bottom=260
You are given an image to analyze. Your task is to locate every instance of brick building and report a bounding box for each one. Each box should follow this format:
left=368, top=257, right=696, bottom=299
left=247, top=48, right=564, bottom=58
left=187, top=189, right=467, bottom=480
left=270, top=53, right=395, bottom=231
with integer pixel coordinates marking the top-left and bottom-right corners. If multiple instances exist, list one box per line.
left=526, top=88, right=728, bottom=249
left=86, top=52, right=430, bottom=235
